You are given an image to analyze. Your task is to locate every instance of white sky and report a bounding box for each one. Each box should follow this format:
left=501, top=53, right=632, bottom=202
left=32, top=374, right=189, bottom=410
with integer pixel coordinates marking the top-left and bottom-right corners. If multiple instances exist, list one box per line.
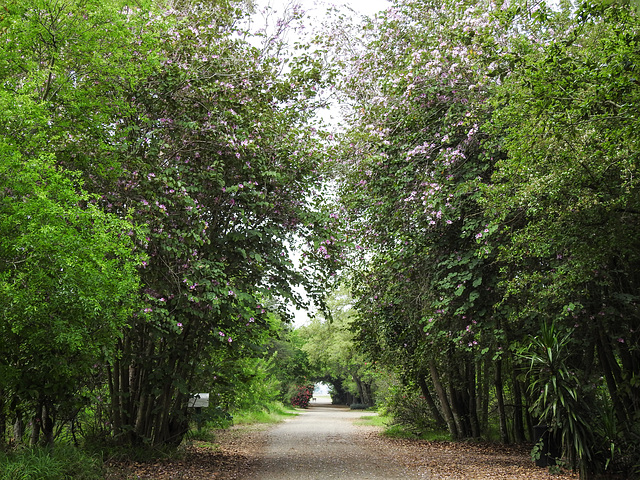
left=302, top=0, right=390, bottom=17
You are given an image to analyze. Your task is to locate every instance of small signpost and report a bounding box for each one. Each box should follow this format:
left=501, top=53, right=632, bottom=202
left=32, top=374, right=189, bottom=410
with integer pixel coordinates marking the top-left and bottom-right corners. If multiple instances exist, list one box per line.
left=188, top=393, right=209, bottom=408
left=189, top=393, right=209, bottom=430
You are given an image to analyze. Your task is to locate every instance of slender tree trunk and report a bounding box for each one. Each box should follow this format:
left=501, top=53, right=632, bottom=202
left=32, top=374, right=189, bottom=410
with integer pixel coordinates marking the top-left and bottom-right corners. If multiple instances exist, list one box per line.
left=511, top=365, right=525, bottom=443
left=447, top=382, right=467, bottom=438
left=467, top=361, right=480, bottom=438
left=363, top=382, right=374, bottom=406
left=41, top=401, right=54, bottom=447
left=354, top=376, right=366, bottom=404
left=13, top=414, right=24, bottom=446
left=479, top=358, right=490, bottom=432
left=429, top=358, right=459, bottom=438
left=0, top=390, right=5, bottom=448
left=495, top=357, right=509, bottom=443
left=30, top=402, right=42, bottom=446
left=417, top=373, right=447, bottom=429
left=107, top=361, right=121, bottom=438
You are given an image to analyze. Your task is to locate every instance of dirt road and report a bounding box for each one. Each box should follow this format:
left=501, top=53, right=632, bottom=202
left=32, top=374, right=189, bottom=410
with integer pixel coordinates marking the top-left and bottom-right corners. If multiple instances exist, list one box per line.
left=107, top=398, right=580, bottom=480
left=239, top=397, right=578, bottom=480
left=242, top=398, right=410, bottom=479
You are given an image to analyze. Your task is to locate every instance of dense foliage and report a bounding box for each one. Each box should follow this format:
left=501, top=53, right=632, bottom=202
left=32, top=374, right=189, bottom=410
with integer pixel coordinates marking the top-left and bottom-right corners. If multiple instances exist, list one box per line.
left=333, top=0, right=640, bottom=477
left=2, top=0, right=639, bottom=478
left=298, top=286, right=377, bottom=406
left=0, top=0, right=336, bottom=450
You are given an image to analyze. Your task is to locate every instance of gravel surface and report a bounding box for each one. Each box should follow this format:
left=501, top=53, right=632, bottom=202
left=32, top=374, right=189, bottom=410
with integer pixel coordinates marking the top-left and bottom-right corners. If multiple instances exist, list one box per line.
left=107, top=397, right=580, bottom=480
left=242, top=400, right=409, bottom=479
left=240, top=398, right=578, bottom=480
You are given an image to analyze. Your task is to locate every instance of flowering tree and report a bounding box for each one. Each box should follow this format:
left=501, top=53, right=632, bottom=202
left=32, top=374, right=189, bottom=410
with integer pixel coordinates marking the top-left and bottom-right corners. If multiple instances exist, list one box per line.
left=91, top=1, right=340, bottom=445
left=333, top=0, right=640, bottom=475
left=334, top=0, right=518, bottom=440
left=1, top=0, right=339, bottom=447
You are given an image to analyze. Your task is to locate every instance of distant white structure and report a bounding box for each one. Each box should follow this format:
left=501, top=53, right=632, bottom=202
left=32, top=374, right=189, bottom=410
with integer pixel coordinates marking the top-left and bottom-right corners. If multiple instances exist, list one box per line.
left=314, top=382, right=330, bottom=395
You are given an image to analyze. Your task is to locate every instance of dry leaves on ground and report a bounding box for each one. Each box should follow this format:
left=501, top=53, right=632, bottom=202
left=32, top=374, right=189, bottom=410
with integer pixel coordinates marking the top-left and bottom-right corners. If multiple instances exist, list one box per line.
left=104, top=425, right=267, bottom=480
left=358, top=431, right=580, bottom=480
left=105, top=424, right=580, bottom=480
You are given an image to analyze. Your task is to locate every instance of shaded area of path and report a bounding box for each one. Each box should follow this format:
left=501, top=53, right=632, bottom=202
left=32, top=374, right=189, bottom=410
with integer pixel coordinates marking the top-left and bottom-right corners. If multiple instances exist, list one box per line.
left=242, top=398, right=412, bottom=480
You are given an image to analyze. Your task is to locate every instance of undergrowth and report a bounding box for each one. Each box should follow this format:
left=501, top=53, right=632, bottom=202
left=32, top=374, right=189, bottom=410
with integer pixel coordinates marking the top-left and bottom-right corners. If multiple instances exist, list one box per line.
left=356, top=411, right=452, bottom=442
left=230, top=400, right=297, bottom=425
left=0, top=445, right=103, bottom=480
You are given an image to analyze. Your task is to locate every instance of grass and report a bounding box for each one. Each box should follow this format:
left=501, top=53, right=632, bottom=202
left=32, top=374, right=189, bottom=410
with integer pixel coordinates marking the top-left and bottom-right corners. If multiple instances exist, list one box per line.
left=183, top=400, right=297, bottom=450
left=355, top=411, right=452, bottom=442
left=0, top=444, right=104, bottom=480
left=354, top=412, right=388, bottom=427
left=230, top=400, right=298, bottom=425
left=1, top=401, right=299, bottom=480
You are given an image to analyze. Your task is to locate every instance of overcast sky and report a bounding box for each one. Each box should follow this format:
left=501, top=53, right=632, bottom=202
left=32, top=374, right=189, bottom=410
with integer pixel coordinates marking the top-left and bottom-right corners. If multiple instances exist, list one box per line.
left=304, top=0, right=390, bottom=17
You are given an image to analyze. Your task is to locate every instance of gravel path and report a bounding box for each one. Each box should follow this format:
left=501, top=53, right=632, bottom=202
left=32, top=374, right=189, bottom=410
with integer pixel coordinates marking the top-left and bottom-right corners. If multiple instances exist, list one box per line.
left=106, top=398, right=580, bottom=480
left=242, top=398, right=411, bottom=480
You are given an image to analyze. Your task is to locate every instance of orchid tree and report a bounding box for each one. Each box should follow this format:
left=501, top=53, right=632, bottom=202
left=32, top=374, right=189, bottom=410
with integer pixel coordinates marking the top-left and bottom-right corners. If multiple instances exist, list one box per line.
left=333, top=0, right=527, bottom=440
left=333, top=0, right=640, bottom=474
left=91, top=1, right=341, bottom=445
left=1, top=0, right=340, bottom=447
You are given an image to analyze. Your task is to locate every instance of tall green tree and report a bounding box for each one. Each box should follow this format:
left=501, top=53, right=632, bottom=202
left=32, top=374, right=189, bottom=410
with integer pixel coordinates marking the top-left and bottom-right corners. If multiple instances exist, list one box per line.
left=299, top=286, right=377, bottom=405
left=0, top=0, right=148, bottom=445
left=0, top=146, right=141, bottom=447
left=486, top=2, right=640, bottom=475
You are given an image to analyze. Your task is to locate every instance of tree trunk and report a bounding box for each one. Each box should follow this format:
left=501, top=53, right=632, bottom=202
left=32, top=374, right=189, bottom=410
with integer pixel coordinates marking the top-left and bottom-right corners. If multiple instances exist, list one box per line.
left=0, top=390, right=5, bottom=448
left=429, top=358, right=459, bottom=438
left=30, top=402, right=41, bottom=446
left=467, top=361, right=480, bottom=438
left=13, top=414, right=24, bottom=446
left=363, top=382, right=374, bottom=406
left=447, top=381, right=467, bottom=438
left=495, top=356, right=509, bottom=443
left=511, top=365, right=526, bottom=443
left=478, top=358, right=490, bottom=432
left=354, top=376, right=366, bottom=404
left=41, top=401, right=54, bottom=447
left=417, top=373, right=447, bottom=429
left=108, top=356, right=122, bottom=438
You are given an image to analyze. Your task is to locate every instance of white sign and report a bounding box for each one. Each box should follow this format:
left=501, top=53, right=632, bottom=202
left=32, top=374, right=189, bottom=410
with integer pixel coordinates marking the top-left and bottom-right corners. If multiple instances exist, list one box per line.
left=188, top=393, right=209, bottom=408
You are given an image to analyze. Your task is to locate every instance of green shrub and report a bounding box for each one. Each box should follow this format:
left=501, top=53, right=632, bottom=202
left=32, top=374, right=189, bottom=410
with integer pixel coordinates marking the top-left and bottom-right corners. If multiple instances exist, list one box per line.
left=380, top=383, right=440, bottom=435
